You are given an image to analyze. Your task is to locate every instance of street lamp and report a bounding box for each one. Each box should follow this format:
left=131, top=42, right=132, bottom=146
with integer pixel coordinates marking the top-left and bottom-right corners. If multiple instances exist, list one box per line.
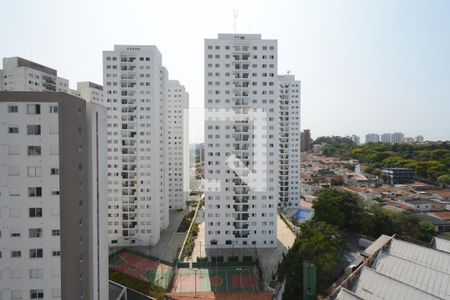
left=192, top=268, right=200, bottom=298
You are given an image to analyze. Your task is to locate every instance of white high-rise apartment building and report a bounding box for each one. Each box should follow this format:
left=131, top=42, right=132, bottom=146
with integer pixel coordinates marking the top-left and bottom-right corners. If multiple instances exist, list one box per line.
left=204, top=34, right=278, bottom=248
left=77, top=81, right=105, bottom=106
left=166, top=80, right=189, bottom=209
left=351, top=135, right=361, bottom=145
left=103, top=45, right=169, bottom=246
left=381, top=133, right=392, bottom=143
left=365, top=133, right=380, bottom=143
left=278, top=75, right=300, bottom=208
left=1, top=57, right=69, bottom=92
left=392, top=132, right=405, bottom=144
left=0, top=91, right=108, bottom=300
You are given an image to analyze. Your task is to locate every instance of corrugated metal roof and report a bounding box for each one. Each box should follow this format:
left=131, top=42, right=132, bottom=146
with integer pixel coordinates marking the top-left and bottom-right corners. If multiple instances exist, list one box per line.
left=372, top=251, right=450, bottom=299
left=388, top=239, right=450, bottom=274
left=336, top=288, right=364, bottom=300
left=432, top=237, right=450, bottom=254
left=352, top=267, right=440, bottom=300
left=361, top=234, right=392, bottom=257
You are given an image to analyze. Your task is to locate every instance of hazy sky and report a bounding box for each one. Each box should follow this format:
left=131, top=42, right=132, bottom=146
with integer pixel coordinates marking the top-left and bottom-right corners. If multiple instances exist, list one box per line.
left=1, top=0, right=449, bottom=142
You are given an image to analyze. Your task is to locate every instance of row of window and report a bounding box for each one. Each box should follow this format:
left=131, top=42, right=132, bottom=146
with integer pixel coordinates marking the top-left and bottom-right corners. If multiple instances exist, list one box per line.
left=7, top=124, right=59, bottom=135
left=7, top=166, right=59, bottom=177
left=0, top=228, right=59, bottom=238
left=1, top=248, right=59, bottom=259
left=6, top=104, right=58, bottom=114
left=206, top=45, right=275, bottom=51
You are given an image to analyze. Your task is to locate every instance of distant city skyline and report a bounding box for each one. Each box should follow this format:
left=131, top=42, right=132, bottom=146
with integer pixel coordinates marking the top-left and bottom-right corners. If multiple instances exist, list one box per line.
left=1, top=0, right=449, bottom=142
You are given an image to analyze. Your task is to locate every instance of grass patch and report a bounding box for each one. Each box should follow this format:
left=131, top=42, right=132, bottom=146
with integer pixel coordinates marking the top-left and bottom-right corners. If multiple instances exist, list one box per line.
left=180, top=222, right=200, bottom=260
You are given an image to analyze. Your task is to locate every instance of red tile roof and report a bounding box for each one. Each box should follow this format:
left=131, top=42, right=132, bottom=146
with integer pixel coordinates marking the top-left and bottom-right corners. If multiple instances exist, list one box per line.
left=431, top=211, right=450, bottom=221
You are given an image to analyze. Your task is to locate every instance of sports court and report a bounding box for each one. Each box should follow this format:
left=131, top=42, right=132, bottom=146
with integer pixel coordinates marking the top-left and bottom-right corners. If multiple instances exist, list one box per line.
left=172, top=265, right=261, bottom=293
left=110, top=250, right=173, bottom=289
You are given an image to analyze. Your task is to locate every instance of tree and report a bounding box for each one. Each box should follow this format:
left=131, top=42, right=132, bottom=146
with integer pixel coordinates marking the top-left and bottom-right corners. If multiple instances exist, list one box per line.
left=438, top=174, right=450, bottom=186
left=418, top=221, right=435, bottom=242
left=313, top=188, right=364, bottom=232
left=279, top=221, right=343, bottom=300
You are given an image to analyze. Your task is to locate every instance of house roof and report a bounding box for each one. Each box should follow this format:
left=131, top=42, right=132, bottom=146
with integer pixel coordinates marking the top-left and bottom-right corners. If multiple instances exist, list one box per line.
left=335, top=235, right=450, bottom=300
left=432, top=237, right=450, bottom=254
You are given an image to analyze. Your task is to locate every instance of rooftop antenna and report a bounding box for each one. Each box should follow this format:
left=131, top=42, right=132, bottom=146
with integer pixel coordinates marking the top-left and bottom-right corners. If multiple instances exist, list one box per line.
left=287, top=70, right=291, bottom=75
left=233, top=9, right=239, bottom=33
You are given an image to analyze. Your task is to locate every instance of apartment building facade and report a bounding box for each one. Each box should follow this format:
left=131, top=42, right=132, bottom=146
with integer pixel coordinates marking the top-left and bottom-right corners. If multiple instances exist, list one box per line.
left=278, top=75, right=301, bottom=208
left=365, top=133, right=380, bottom=143
left=103, top=45, right=169, bottom=246
left=204, top=34, right=278, bottom=248
left=0, top=91, right=107, bottom=300
left=166, top=80, right=189, bottom=209
left=1, top=57, right=69, bottom=92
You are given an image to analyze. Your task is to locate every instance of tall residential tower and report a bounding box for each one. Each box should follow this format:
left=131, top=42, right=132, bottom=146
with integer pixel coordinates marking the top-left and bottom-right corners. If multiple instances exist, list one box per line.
left=278, top=75, right=301, bottom=208
left=0, top=91, right=108, bottom=300
left=204, top=34, right=278, bottom=248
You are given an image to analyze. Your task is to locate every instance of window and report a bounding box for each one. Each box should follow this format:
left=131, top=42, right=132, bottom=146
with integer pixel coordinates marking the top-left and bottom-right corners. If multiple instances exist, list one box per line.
left=27, top=104, right=41, bottom=115
left=29, top=248, right=43, bottom=259
left=8, top=105, right=18, bottom=113
left=52, top=251, right=60, bottom=257
left=50, top=168, right=59, bottom=175
left=28, top=146, right=41, bottom=156
left=11, top=290, right=23, bottom=300
left=29, top=228, right=42, bottom=238
left=11, top=250, right=21, bottom=258
left=49, top=105, right=58, bottom=113
left=11, top=231, right=21, bottom=237
left=8, top=166, right=20, bottom=176
left=27, top=125, right=41, bottom=135
left=8, top=126, right=19, bottom=133
left=28, top=187, right=42, bottom=197
left=29, top=208, right=43, bottom=218
left=28, top=166, right=42, bottom=177
left=30, top=289, right=44, bottom=299
left=30, top=268, right=43, bottom=279
left=52, top=229, right=60, bottom=236
left=8, top=145, right=20, bottom=155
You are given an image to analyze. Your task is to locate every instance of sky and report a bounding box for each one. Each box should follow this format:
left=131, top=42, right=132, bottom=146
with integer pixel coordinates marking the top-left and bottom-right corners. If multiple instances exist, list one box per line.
left=1, top=0, right=449, bottom=143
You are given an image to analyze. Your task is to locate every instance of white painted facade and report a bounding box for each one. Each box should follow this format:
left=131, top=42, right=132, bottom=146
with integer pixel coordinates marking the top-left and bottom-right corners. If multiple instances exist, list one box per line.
left=2, top=57, right=69, bottom=92
left=0, top=93, right=108, bottom=300
left=392, top=132, right=405, bottom=144
left=166, top=80, right=189, bottom=209
left=103, top=45, right=169, bottom=246
left=278, top=75, right=301, bottom=208
left=381, top=133, right=392, bottom=143
left=77, top=81, right=105, bottom=106
left=204, top=34, right=278, bottom=248
left=365, top=133, right=380, bottom=143
left=0, top=101, right=62, bottom=300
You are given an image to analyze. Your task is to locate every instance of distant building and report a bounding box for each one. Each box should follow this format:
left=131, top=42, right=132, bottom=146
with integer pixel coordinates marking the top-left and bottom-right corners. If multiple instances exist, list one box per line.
left=365, top=133, right=380, bottom=143
left=382, top=168, right=415, bottom=185
left=416, top=135, right=424, bottom=143
left=301, top=129, right=311, bottom=151
left=403, top=137, right=415, bottom=144
left=392, top=132, right=405, bottom=144
left=351, top=135, right=360, bottom=145
left=1, top=57, right=69, bottom=92
left=381, top=133, right=392, bottom=143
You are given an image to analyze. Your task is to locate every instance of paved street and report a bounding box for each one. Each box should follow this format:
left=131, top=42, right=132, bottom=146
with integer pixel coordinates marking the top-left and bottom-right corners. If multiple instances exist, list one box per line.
left=134, top=207, right=190, bottom=262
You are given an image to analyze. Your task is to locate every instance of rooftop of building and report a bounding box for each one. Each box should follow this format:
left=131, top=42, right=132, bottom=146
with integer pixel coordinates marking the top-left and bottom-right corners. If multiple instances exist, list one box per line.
left=333, top=234, right=450, bottom=300
left=3, top=56, right=57, bottom=76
